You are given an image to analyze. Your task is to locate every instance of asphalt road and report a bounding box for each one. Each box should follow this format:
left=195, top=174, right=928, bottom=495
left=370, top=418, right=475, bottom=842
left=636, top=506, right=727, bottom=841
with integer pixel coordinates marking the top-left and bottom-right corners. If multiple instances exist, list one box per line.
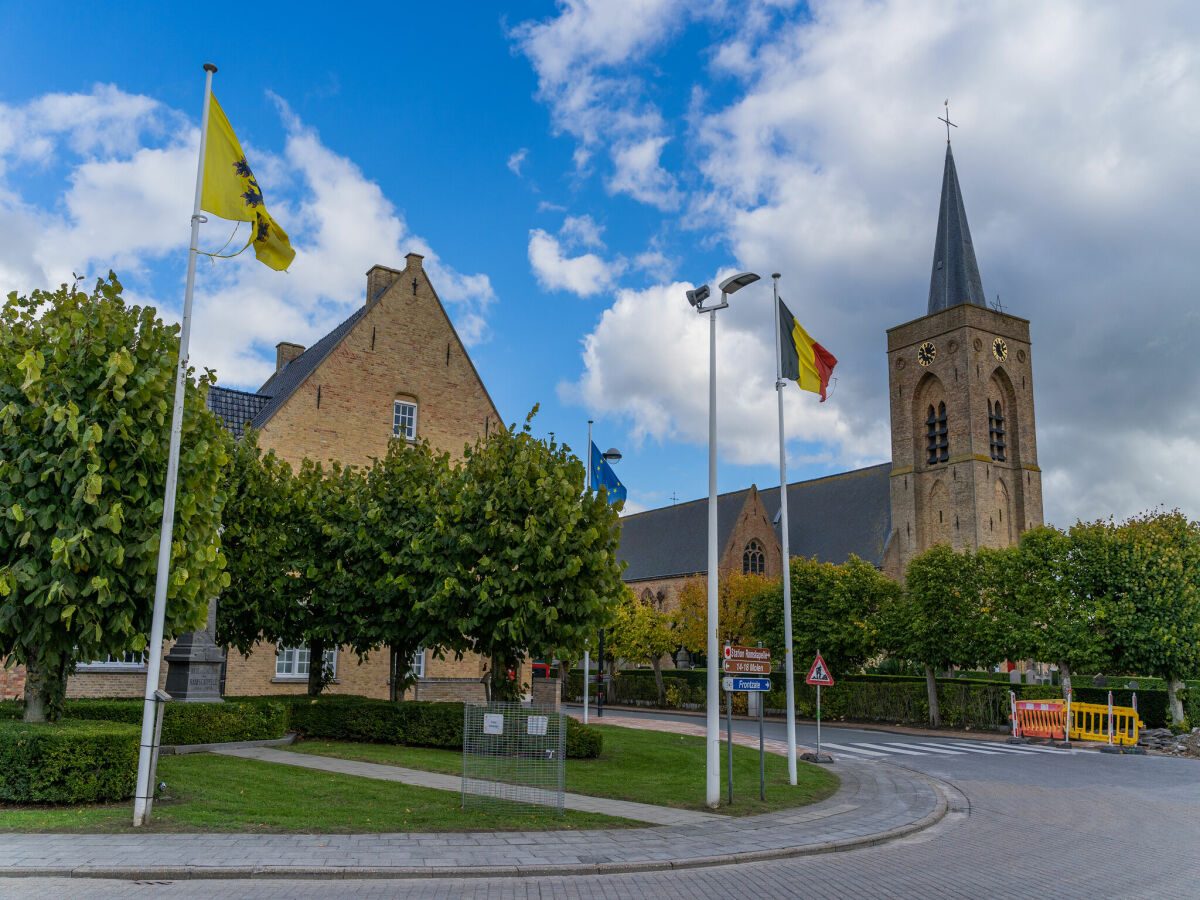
left=9, top=706, right=1200, bottom=899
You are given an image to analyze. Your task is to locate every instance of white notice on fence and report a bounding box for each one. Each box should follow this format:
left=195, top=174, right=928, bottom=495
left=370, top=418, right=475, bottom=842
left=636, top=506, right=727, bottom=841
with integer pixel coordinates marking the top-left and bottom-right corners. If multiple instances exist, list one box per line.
left=483, top=713, right=504, bottom=735
left=527, top=715, right=549, bottom=736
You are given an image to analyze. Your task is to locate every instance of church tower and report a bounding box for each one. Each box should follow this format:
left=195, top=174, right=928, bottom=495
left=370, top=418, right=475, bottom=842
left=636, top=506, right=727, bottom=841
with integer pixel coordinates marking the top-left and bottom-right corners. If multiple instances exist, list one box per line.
left=884, top=139, right=1043, bottom=577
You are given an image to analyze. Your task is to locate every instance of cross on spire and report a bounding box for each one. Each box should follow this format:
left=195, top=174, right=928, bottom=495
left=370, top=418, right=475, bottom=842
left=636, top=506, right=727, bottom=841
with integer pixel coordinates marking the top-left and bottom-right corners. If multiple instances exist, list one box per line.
left=938, top=99, right=957, bottom=144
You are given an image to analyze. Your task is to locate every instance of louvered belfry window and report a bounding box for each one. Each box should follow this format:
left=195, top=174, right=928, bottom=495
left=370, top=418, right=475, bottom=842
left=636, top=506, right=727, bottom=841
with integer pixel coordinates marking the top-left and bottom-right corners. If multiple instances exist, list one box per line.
left=989, top=400, right=1007, bottom=461
left=926, top=402, right=948, bottom=464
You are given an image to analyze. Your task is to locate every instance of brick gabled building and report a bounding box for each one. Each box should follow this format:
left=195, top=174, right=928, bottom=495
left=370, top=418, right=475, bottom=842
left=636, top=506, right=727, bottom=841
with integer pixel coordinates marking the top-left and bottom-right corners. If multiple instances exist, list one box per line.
left=64, top=253, right=507, bottom=702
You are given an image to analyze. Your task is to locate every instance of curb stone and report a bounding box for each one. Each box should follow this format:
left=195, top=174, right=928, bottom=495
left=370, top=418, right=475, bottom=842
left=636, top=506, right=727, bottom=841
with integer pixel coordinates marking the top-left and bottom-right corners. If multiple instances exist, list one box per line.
left=0, top=771, right=956, bottom=881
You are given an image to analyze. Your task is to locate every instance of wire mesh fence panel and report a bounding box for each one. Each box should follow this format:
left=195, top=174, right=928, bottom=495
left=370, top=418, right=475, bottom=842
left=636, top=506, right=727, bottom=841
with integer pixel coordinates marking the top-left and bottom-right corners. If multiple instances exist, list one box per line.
left=461, top=702, right=566, bottom=815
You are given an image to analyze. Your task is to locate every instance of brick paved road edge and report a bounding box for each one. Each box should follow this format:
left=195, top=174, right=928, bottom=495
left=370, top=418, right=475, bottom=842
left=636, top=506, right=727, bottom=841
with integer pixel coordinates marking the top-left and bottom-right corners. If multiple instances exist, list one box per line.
left=0, top=770, right=954, bottom=881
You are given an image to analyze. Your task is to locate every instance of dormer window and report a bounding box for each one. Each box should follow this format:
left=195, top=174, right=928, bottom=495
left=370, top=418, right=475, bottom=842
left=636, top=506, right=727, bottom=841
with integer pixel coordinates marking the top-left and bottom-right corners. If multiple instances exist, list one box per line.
left=743, top=539, right=765, bottom=576
left=926, top=402, right=948, bottom=464
left=988, top=399, right=1006, bottom=461
left=393, top=400, right=418, bottom=441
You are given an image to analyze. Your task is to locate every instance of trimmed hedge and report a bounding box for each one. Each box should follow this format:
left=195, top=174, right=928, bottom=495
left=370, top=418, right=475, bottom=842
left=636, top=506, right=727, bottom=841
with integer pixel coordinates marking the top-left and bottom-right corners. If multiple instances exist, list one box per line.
left=0, top=698, right=288, bottom=745
left=566, top=717, right=602, bottom=759
left=565, top=668, right=1198, bottom=730
left=286, top=696, right=465, bottom=748
left=0, top=719, right=138, bottom=804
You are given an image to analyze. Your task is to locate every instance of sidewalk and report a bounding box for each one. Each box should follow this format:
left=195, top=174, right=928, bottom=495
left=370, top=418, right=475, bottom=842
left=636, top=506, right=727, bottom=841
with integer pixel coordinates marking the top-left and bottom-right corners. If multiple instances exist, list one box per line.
left=0, top=755, right=954, bottom=880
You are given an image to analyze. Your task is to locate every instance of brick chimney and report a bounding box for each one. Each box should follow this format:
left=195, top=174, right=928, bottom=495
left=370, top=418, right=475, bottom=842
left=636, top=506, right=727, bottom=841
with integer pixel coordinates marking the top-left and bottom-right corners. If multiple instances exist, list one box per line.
left=405, top=252, right=424, bottom=271
left=275, top=341, right=305, bottom=373
left=366, top=264, right=403, bottom=308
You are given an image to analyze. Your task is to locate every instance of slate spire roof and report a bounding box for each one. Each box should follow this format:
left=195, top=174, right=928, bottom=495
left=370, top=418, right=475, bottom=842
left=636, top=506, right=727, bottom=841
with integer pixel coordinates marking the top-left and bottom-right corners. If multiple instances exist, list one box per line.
left=927, top=144, right=987, bottom=314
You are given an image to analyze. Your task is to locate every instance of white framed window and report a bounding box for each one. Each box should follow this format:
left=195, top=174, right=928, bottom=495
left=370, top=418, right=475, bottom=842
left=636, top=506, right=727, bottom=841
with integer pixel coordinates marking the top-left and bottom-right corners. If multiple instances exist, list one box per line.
left=410, top=647, right=426, bottom=679
left=393, top=400, right=418, bottom=440
left=275, top=644, right=337, bottom=679
left=77, top=651, right=147, bottom=670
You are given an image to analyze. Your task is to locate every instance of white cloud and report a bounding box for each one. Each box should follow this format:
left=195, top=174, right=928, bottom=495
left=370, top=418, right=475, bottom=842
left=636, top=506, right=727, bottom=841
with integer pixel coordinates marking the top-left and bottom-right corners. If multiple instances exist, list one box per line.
left=0, top=86, right=499, bottom=391
left=509, top=0, right=692, bottom=208
left=560, top=277, right=884, bottom=467
left=559, top=214, right=605, bottom=249
left=528, top=228, right=622, bottom=297
left=546, top=0, right=1200, bottom=526
left=507, top=147, right=529, bottom=176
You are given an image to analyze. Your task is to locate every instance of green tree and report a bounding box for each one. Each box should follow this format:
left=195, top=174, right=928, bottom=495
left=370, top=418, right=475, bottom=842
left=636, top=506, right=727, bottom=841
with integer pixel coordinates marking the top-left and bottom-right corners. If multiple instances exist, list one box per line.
left=608, top=586, right=678, bottom=706
left=752, top=555, right=899, bottom=681
left=675, top=571, right=765, bottom=659
left=219, top=443, right=372, bottom=695
left=884, top=545, right=984, bottom=727
left=1106, top=510, right=1200, bottom=725
left=990, top=526, right=1114, bottom=698
left=0, top=275, right=229, bottom=721
left=359, top=440, right=456, bottom=700
left=434, top=410, right=624, bottom=701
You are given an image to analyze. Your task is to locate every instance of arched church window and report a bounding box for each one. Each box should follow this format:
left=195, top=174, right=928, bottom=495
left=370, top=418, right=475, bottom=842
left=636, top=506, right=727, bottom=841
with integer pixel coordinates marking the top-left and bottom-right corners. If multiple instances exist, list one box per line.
left=743, top=539, right=765, bottom=576
left=926, top=402, right=948, bottom=465
left=988, top=399, right=1006, bottom=461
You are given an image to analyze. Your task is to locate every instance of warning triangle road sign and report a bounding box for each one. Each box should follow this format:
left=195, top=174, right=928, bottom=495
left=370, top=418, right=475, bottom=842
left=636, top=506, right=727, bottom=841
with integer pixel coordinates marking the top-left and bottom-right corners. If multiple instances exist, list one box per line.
left=806, top=653, right=834, bottom=686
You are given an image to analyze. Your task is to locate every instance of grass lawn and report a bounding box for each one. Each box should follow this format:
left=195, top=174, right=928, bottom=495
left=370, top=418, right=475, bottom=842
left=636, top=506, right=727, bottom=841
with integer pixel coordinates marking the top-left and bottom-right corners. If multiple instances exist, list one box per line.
left=289, top=724, right=840, bottom=816
left=0, top=753, right=638, bottom=833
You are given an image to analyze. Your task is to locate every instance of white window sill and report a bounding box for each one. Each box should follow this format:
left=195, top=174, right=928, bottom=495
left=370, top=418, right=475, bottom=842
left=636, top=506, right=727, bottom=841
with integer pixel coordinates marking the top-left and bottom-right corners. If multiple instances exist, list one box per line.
left=75, top=666, right=149, bottom=674
left=271, top=676, right=339, bottom=684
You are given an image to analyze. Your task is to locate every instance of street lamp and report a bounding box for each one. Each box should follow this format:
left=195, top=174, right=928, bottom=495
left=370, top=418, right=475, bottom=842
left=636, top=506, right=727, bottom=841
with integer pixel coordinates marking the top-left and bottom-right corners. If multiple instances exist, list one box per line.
left=689, top=271, right=759, bottom=809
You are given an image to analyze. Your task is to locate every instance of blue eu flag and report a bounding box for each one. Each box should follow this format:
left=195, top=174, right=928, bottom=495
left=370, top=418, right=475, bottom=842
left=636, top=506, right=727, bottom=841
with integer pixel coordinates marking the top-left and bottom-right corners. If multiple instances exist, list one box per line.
left=589, top=441, right=626, bottom=506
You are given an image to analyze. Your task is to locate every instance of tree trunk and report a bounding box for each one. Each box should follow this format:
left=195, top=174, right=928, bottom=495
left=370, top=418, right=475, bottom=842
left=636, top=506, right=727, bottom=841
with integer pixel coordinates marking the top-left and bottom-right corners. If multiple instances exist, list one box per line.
left=307, top=637, right=326, bottom=697
left=489, top=651, right=521, bottom=702
left=924, top=664, right=941, bottom=728
left=23, top=658, right=68, bottom=723
left=1058, top=660, right=1073, bottom=701
left=23, top=659, right=47, bottom=723
left=651, top=656, right=665, bottom=707
left=1167, top=674, right=1186, bottom=726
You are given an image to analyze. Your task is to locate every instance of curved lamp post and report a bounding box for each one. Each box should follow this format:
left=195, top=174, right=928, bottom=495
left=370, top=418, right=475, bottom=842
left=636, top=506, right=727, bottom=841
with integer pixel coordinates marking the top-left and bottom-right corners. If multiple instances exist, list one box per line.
left=687, top=271, right=759, bottom=808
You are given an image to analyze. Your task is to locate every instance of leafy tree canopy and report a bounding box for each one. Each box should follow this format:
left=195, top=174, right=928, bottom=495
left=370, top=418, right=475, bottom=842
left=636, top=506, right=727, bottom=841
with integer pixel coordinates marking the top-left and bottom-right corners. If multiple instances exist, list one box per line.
left=0, top=275, right=229, bottom=720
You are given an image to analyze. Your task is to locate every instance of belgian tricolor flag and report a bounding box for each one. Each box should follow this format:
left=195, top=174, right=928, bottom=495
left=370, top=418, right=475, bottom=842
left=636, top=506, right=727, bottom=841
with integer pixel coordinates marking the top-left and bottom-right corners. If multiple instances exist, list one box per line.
left=778, top=298, right=837, bottom=401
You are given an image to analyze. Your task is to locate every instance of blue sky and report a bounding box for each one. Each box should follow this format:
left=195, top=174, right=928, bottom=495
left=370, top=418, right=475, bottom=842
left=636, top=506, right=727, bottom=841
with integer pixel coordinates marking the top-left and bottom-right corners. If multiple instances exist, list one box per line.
left=4, top=1, right=1200, bottom=527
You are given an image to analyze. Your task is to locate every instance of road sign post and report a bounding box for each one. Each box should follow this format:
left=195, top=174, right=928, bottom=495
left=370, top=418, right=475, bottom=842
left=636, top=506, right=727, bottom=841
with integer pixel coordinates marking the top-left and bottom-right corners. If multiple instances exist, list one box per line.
left=720, top=644, right=774, bottom=804
left=804, top=652, right=835, bottom=763
left=757, top=642, right=765, bottom=801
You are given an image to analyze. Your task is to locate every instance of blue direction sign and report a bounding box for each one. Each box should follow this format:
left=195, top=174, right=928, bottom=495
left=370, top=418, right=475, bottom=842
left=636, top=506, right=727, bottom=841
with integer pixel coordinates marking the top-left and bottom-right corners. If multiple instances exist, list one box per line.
left=722, top=676, right=771, bottom=692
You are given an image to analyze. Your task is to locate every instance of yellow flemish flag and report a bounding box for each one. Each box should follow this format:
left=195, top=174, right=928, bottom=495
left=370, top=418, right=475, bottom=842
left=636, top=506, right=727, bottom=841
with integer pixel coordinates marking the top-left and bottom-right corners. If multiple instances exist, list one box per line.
left=200, top=95, right=295, bottom=271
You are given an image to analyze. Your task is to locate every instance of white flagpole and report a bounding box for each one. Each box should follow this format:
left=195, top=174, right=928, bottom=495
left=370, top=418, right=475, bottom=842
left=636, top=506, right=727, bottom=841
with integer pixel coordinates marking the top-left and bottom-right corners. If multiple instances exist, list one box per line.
left=772, top=273, right=798, bottom=785
left=133, top=62, right=217, bottom=827
left=583, top=420, right=593, bottom=724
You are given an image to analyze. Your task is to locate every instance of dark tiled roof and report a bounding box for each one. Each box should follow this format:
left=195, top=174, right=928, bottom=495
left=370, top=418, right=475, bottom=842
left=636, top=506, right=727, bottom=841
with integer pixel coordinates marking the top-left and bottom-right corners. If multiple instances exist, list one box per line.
left=618, top=490, right=757, bottom=582
left=206, top=386, right=272, bottom=439
left=617, top=462, right=893, bottom=581
left=757, top=462, right=892, bottom=567
left=249, top=306, right=367, bottom=430
left=927, top=144, right=987, bottom=314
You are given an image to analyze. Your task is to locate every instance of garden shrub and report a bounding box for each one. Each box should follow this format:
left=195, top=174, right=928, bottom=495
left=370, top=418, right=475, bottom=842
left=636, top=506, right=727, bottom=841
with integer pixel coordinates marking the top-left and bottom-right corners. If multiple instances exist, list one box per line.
left=566, top=717, right=602, bottom=758
left=46, top=698, right=288, bottom=745
left=286, top=696, right=465, bottom=748
left=0, top=719, right=138, bottom=804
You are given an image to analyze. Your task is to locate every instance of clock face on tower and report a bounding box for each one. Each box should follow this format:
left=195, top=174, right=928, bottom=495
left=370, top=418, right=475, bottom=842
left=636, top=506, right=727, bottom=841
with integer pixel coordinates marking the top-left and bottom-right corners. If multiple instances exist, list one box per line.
left=917, top=342, right=936, bottom=367
left=992, top=337, right=1008, bottom=361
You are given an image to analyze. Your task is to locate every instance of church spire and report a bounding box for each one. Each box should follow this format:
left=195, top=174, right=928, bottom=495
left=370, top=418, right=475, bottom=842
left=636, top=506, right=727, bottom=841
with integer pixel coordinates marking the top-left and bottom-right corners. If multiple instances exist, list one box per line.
left=927, top=135, right=986, bottom=315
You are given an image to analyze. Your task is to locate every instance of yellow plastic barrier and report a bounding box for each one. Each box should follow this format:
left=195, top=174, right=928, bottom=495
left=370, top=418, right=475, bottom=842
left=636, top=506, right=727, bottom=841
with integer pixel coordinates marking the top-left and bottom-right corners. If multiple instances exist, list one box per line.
left=1069, top=701, right=1142, bottom=747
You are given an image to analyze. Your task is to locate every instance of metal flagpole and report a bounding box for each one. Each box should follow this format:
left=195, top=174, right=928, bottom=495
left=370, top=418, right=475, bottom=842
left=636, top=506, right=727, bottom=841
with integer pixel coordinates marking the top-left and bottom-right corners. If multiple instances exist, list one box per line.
left=583, top=419, right=593, bottom=725
left=133, top=62, right=217, bottom=827
left=772, top=274, right=798, bottom=785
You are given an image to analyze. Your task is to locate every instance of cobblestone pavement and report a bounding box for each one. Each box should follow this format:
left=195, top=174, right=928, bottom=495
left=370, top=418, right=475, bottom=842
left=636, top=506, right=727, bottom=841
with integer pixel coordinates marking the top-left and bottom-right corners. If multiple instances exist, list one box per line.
left=6, top=712, right=1198, bottom=897
left=0, top=760, right=943, bottom=878
left=6, top=767, right=1197, bottom=899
